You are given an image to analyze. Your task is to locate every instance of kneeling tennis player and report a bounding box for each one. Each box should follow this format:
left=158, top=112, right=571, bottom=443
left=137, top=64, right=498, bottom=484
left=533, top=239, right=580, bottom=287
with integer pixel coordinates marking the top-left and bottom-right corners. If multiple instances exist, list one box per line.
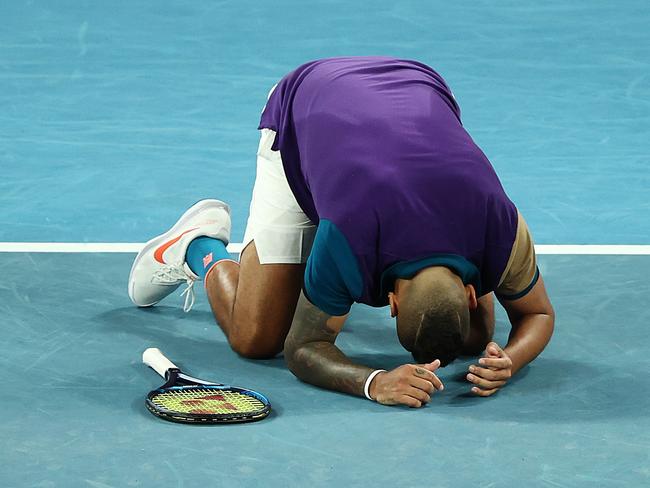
left=129, top=57, right=555, bottom=407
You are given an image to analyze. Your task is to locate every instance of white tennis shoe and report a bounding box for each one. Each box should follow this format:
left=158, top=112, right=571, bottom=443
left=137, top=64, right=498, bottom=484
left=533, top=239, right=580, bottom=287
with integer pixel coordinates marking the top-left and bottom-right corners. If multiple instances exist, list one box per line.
left=128, top=199, right=231, bottom=312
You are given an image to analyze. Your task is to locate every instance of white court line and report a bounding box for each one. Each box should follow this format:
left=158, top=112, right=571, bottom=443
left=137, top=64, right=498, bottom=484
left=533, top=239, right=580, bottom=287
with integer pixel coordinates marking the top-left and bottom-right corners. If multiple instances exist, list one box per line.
left=0, top=242, right=242, bottom=254
left=535, top=245, right=650, bottom=255
left=0, top=242, right=649, bottom=255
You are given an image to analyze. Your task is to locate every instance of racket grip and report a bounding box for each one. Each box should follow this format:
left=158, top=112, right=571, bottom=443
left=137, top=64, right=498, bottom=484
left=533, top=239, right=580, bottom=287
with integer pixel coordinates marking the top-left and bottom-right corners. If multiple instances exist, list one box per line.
left=142, top=348, right=178, bottom=378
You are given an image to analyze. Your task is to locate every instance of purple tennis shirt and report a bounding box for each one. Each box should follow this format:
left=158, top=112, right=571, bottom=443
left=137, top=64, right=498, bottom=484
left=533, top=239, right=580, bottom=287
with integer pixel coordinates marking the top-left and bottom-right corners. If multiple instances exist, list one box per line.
left=259, top=57, right=518, bottom=314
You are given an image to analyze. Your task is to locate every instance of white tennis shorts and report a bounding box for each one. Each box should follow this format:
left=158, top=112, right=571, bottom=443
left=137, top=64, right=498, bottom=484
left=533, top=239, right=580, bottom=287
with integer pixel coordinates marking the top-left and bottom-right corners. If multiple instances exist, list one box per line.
left=241, top=126, right=317, bottom=264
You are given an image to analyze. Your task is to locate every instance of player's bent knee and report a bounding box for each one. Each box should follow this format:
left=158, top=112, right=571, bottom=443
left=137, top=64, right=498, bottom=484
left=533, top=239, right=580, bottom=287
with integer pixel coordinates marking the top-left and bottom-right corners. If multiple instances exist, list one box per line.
left=229, top=334, right=284, bottom=360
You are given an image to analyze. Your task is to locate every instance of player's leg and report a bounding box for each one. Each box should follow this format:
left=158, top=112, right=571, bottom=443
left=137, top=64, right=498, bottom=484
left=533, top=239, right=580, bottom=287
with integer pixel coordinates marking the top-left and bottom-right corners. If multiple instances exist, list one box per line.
left=185, top=124, right=316, bottom=358
left=204, top=124, right=316, bottom=357
left=128, top=201, right=307, bottom=360
left=129, top=86, right=316, bottom=358
left=462, top=293, right=495, bottom=355
left=203, top=242, right=305, bottom=358
left=209, top=251, right=348, bottom=358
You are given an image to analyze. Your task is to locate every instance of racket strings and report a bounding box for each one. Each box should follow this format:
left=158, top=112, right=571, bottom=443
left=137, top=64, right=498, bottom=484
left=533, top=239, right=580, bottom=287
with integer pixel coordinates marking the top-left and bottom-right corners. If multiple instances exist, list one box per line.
left=151, top=388, right=266, bottom=415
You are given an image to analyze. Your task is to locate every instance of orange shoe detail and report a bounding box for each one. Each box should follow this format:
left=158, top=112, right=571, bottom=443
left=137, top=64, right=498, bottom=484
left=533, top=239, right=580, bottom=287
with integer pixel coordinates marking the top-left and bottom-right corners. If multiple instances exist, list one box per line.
left=153, top=227, right=199, bottom=264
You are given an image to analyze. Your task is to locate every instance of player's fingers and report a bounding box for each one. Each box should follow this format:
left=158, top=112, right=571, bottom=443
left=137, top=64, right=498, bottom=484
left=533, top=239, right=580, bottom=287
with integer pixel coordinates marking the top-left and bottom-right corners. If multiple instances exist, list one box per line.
left=469, top=365, right=510, bottom=381
left=466, top=373, right=506, bottom=390
left=399, top=395, right=423, bottom=408
left=413, top=366, right=432, bottom=379
left=423, top=359, right=441, bottom=371
left=470, top=386, right=499, bottom=397
left=414, top=365, right=444, bottom=390
left=429, top=373, right=444, bottom=391
left=478, top=356, right=511, bottom=369
left=409, top=376, right=435, bottom=394
left=405, top=386, right=431, bottom=404
left=486, top=342, right=503, bottom=357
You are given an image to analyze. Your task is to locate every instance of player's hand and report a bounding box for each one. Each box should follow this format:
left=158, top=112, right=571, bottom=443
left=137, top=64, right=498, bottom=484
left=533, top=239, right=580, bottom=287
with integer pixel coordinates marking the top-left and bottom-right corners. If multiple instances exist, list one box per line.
left=467, top=342, right=513, bottom=397
left=369, top=360, right=444, bottom=408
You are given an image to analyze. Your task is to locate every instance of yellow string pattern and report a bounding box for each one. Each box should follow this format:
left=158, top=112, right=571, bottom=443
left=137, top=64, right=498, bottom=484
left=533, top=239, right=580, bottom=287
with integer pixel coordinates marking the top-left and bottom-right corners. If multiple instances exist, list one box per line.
left=151, top=388, right=265, bottom=415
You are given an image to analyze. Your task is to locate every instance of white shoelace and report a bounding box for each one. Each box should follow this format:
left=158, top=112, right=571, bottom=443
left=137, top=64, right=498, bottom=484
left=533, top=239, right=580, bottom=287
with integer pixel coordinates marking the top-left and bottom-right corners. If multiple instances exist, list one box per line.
left=151, top=264, right=196, bottom=313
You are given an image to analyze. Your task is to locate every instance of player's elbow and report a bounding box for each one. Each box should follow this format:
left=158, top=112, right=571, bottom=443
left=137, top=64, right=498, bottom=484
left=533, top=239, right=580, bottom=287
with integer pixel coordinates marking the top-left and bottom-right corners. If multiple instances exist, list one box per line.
left=535, top=305, right=556, bottom=350
left=283, top=337, right=307, bottom=378
left=546, top=306, right=556, bottom=338
left=283, top=340, right=299, bottom=372
left=542, top=300, right=556, bottom=333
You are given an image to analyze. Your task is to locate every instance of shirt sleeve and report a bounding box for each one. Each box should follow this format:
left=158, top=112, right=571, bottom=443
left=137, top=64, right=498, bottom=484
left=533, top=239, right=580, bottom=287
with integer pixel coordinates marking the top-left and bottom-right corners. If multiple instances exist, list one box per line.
left=496, top=211, right=539, bottom=300
left=303, top=219, right=363, bottom=316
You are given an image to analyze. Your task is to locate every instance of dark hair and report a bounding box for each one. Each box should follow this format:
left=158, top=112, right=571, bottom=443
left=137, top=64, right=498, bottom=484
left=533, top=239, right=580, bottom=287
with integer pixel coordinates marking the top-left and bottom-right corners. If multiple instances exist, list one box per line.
left=397, top=295, right=469, bottom=366
left=395, top=267, right=471, bottom=367
left=409, top=306, right=469, bottom=366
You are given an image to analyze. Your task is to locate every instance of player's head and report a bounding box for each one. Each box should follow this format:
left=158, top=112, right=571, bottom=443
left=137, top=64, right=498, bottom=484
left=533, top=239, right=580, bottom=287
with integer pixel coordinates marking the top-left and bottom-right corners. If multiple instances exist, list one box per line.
left=389, top=266, right=474, bottom=366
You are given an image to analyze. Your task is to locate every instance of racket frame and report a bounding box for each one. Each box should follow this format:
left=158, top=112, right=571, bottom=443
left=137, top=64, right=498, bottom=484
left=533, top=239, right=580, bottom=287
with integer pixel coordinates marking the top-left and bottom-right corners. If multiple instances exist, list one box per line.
left=144, top=360, right=271, bottom=424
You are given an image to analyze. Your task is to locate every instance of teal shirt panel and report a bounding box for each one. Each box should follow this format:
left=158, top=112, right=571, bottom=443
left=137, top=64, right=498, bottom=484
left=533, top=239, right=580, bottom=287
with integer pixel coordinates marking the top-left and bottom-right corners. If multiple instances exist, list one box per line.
left=303, top=219, right=363, bottom=316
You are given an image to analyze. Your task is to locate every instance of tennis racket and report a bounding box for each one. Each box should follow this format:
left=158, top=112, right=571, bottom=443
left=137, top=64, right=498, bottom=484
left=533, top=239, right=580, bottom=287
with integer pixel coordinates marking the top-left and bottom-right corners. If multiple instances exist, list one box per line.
left=142, top=348, right=271, bottom=424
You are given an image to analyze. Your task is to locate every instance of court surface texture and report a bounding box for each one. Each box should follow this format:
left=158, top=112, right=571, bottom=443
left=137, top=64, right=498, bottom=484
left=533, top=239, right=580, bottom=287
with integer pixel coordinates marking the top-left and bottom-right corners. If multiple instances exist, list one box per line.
left=1, top=1, right=649, bottom=487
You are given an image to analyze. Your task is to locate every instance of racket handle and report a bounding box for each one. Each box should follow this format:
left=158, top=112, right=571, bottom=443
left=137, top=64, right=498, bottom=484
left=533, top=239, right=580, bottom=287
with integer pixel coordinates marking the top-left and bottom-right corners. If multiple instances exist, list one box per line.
left=142, top=348, right=178, bottom=378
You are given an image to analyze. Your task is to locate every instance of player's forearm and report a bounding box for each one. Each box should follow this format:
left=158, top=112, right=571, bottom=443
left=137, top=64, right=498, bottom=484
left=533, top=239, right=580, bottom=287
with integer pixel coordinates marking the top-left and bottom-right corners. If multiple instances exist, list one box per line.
left=504, top=312, right=554, bottom=374
left=284, top=292, right=373, bottom=397
left=285, top=341, right=373, bottom=396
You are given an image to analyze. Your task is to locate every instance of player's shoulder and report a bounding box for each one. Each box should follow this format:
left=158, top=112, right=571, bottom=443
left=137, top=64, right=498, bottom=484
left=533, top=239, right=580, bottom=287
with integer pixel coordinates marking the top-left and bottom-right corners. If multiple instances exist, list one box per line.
left=304, top=219, right=363, bottom=316
left=496, top=210, right=538, bottom=300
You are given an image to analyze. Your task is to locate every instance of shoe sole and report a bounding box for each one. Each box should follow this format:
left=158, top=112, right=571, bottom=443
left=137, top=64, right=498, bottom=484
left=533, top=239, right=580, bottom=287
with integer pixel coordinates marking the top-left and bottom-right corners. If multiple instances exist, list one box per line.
left=128, top=199, right=230, bottom=306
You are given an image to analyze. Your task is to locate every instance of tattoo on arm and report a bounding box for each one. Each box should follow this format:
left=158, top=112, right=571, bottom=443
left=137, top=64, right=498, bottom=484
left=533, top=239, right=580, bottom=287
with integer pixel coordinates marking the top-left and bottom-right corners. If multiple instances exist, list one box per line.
left=284, top=292, right=373, bottom=397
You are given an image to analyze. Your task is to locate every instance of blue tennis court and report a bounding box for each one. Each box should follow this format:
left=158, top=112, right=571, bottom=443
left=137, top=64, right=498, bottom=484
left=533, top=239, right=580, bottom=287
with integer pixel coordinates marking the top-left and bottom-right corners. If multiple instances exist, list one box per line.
left=2, top=1, right=649, bottom=486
